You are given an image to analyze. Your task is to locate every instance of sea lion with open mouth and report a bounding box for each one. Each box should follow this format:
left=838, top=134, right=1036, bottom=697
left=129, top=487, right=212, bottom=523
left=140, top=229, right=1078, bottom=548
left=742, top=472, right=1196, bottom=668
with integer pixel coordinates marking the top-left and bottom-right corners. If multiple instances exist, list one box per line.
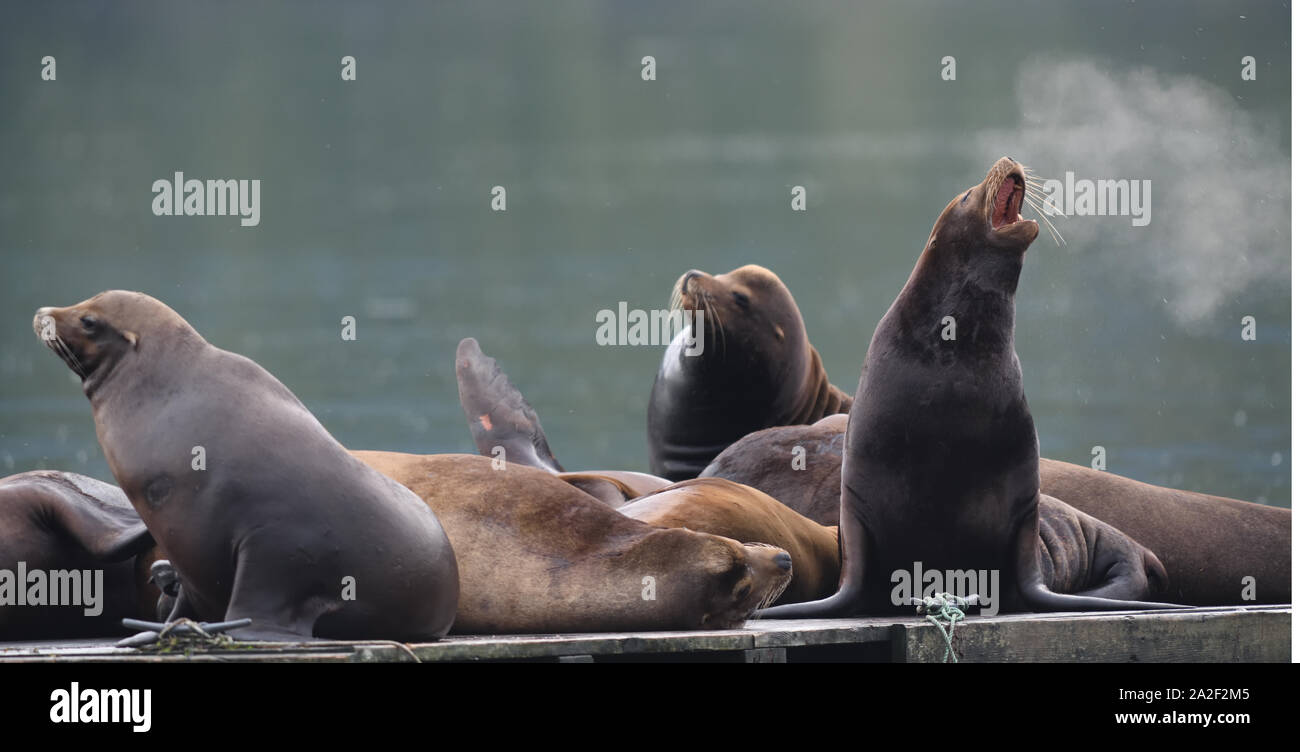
left=647, top=264, right=852, bottom=481
left=33, top=291, right=460, bottom=641
left=761, top=158, right=1179, bottom=617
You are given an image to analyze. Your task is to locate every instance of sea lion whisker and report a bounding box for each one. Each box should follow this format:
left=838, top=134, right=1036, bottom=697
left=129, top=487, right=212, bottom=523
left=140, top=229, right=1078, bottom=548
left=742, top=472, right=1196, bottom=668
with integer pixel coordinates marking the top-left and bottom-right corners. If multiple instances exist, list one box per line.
left=53, top=336, right=86, bottom=378
left=700, top=293, right=724, bottom=361
left=1022, top=192, right=1067, bottom=245
left=709, top=297, right=727, bottom=361
left=1023, top=193, right=1066, bottom=246
left=1023, top=197, right=1067, bottom=247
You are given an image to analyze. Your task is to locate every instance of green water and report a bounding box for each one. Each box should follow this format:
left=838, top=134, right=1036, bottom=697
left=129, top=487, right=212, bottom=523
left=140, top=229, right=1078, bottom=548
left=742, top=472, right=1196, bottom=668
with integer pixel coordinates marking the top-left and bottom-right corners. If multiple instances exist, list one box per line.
left=0, top=1, right=1290, bottom=506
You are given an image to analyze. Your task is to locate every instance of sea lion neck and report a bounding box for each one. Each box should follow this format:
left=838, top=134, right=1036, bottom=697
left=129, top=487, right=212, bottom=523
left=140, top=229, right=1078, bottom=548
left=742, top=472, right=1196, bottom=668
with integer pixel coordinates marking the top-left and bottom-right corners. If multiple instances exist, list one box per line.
left=84, top=322, right=205, bottom=406
left=891, top=238, right=1024, bottom=360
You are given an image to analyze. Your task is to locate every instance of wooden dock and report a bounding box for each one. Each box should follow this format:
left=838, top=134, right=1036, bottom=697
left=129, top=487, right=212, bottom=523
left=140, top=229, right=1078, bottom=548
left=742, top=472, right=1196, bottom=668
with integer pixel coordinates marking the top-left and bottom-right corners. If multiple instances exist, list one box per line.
left=0, top=605, right=1288, bottom=663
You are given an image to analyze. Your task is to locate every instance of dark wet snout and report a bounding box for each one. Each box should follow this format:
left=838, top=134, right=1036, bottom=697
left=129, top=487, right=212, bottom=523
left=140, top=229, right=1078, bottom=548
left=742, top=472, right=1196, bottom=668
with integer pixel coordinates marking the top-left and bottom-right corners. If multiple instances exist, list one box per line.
left=681, top=270, right=704, bottom=294
left=773, top=552, right=792, bottom=572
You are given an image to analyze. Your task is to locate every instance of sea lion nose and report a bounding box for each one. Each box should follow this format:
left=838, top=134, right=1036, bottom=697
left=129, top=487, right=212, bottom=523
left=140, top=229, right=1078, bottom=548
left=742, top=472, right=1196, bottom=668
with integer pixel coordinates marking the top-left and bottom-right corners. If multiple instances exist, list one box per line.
left=32, top=307, right=55, bottom=337
left=773, top=552, right=792, bottom=571
left=681, top=270, right=704, bottom=293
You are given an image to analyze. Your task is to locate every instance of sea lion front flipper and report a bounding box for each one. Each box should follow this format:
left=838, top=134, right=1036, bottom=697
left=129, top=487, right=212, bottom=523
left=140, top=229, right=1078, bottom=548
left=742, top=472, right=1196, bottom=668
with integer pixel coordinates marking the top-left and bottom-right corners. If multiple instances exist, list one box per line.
left=150, top=559, right=180, bottom=620
left=759, top=483, right=869, bottom=618
left=1016, top=499, right=1185, bottom=611
left=40, top=472, right=156, bottom=562
left=454, top=337, right=565, bottom=473
left=1037, top=494, right=1170, bottom=601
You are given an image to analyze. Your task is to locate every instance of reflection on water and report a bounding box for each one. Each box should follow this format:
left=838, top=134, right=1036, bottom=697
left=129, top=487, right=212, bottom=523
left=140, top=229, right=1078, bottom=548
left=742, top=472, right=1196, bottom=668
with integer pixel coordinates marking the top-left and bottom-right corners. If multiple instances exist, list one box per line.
left=0, top=1, right=1289, bottom=506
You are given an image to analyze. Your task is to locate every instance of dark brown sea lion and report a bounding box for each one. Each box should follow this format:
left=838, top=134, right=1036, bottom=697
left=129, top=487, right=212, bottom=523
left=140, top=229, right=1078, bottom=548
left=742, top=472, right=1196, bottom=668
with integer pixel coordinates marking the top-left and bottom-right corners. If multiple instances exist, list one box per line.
left=708, top=418, right=1289, bottom=605
left=33, top=290, right=460, bottom=641
left=0, top=471, right=162, bottom=638
left=647, top=264, right=853, bottom=480
left=762, top=158, right=1178, bottom=617
left=352, top=452, right=792, bottom=633
left=1038, top=459, right=1289, bottom=605
left=703, top=414, right=850, bottom=525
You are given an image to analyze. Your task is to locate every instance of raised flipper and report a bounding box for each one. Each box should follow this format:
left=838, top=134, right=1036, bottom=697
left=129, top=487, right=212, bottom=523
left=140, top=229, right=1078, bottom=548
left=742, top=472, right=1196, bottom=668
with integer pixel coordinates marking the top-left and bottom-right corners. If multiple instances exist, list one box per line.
left=1017, top=496, right=1186, bottom=611
left=455, top=337, right=564, bottom=473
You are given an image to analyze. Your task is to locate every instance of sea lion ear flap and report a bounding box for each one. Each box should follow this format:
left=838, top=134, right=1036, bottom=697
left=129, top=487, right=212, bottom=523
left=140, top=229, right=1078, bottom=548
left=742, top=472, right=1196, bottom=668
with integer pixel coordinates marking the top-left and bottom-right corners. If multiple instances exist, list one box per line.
left=123, top=331, right=139, bottom=349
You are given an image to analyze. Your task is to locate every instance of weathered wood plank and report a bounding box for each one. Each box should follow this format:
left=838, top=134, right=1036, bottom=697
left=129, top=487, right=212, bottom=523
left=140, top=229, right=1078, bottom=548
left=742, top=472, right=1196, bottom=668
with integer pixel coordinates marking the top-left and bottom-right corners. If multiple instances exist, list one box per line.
left=0, top=606, right=1287, bottom=663
left=899, top=606, right=1291, bottom=663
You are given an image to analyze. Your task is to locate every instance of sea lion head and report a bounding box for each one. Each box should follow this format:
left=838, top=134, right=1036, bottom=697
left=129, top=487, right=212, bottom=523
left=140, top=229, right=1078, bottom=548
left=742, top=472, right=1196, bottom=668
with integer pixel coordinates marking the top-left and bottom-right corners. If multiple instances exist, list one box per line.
left=696, top=537, right=793, bottom=629
left=669, top=264, right=809, bottom=393
left=33, top=290, right=198, bottom=395
left=928, top=156, right=1039, bottom=259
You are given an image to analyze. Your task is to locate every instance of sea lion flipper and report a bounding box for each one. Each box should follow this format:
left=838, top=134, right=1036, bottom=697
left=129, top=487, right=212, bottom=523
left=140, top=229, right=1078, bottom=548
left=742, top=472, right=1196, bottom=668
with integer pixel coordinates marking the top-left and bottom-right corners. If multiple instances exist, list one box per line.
left=1038, top=494, right=1171, bottom=601
left=36, top=472, right=156, bottom=562
left=454, top=337, right=564, bottom=473
left=1016, top=505, right=1186, bottom=611
left=756, top=585, right=859, bottom=618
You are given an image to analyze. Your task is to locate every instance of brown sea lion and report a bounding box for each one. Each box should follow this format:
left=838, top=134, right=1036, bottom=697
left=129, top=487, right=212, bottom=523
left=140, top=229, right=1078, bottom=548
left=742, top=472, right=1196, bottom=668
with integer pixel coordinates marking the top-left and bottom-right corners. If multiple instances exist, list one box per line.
left=762, top=158, right=1178, bottom=617
left=647, top=264, right=853, bottom=480
left=617, top=478, right=841, bottom=606
left=33, top=290, right=460, bottom=641
left=351, top=452, right=792, bottom=633
left=0, top=471, right=163, bottom=638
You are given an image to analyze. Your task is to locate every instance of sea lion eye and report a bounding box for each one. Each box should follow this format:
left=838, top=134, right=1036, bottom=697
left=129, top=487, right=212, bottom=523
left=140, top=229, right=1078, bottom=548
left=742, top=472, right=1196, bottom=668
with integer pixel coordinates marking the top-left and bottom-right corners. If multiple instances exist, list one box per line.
left=732, top=292, right=750, bottom=308
left=80, top=316, right=98, bottom=332
left=961, top=190, right=971, bottom=204
left=737, top=583, right=752, bottom=599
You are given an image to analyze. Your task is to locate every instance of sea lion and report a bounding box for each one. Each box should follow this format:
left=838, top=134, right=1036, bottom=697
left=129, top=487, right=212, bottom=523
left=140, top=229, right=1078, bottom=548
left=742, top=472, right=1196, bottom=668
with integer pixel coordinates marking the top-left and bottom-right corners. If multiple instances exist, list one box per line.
left=1038, top=459, right=1289, bottom=605
left=351, top=452, right=792, bottom=633
left=708, top=417, right=1289, bottom=605
left=33, top=290, right=459, bottom=641
left=617, top=478, right=841, bottom=606
left=703, top=414, right=850, bottom=525
left=0, top=471, right=162, bottom=638
left=763, top=157, right=1178, bottom=617
left=647, top=264, right=853, bottom=480
left=456, top=336, right=671, bottom=506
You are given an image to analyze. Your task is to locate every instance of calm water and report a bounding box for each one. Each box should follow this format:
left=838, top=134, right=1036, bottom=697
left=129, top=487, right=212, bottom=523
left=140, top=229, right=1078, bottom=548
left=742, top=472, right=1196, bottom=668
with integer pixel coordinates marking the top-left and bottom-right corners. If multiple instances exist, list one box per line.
left=0, top=1, right=1290, bottom=506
